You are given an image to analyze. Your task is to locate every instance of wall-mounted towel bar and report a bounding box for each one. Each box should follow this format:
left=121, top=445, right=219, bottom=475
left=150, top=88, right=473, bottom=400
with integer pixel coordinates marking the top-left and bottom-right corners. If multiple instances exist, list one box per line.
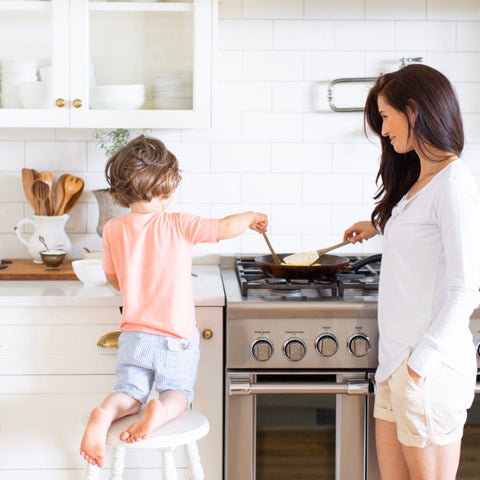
left=327, top=77, right=376, bottom=112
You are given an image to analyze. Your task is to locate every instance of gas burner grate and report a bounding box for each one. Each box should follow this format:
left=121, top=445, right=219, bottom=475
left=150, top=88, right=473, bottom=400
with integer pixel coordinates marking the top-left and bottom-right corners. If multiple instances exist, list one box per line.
left=235, top=256, right=381, bottom=299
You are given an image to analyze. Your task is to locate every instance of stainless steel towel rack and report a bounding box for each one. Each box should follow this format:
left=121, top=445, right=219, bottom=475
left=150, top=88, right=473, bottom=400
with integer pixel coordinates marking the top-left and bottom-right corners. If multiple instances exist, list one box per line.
left=327, top=77, right=376, bottom=112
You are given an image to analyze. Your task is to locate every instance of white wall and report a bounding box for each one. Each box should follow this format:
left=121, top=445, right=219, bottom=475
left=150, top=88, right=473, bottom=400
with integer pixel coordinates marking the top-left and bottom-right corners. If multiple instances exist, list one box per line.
left=1, top=0, right=479, bottom=261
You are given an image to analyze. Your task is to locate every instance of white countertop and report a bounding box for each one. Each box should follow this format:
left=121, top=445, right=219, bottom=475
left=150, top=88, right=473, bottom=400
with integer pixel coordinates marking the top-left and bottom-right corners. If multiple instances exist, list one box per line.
left=0, top=265, right=225, bottom=308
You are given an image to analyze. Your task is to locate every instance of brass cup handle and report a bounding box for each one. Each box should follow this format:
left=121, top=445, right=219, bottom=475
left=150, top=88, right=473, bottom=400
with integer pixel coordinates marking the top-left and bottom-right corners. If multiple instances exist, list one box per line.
left=55, top=98, right=66, bottom=108
left=72, top=99, right=82, bottom=108
left=202, top=329, right=213, bottom=340
left=97, top=331, right=121, bottom=348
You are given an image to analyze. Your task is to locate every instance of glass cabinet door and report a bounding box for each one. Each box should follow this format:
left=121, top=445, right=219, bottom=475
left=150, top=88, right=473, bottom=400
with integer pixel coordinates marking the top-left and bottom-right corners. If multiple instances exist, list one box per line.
left=0, top=0, right=70, bottom=127
left=70, top=0, right=212, bottom=129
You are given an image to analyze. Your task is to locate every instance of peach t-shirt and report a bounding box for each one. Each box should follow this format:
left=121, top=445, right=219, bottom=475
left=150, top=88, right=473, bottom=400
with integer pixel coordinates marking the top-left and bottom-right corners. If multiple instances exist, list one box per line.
left=102, top=211, right=218, bottom=339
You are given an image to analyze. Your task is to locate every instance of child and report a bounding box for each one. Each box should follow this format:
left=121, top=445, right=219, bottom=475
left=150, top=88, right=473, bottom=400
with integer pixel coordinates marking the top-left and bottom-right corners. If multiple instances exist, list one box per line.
left=80, top=135, right=268, bottom=467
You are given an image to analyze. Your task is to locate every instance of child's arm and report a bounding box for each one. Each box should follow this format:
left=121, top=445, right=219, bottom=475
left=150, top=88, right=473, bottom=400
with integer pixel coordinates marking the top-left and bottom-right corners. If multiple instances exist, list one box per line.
left=105, top=272, right=120, bottom=290
left=217, top=211, right=268, bottom=240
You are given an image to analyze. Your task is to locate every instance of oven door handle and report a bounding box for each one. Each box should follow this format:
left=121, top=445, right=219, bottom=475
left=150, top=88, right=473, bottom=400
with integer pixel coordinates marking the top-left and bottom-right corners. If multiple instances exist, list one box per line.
left=228, top=378, right=369, bottom=396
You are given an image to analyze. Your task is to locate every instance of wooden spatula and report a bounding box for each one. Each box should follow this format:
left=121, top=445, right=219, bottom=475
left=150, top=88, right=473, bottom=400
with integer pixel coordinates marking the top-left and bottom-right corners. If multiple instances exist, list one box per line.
left=283, top=240, right=350, bottom=266
left=54, top=175, right=84, bottom=216
left=21, top=168, right=37, bottom=210
left=54, top=173, right=69, bottom=216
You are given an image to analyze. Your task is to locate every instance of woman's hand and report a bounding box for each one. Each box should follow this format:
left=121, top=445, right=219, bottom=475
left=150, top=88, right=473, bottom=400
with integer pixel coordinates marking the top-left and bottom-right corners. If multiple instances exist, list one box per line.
left=407, top=364, right=425, bottom=387
left=343, top=221, right=377, bottom=244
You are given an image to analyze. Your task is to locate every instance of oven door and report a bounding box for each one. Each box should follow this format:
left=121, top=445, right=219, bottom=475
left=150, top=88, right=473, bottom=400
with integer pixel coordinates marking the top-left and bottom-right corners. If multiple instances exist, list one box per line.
left=226, top=371, right=371, bottom=480
left=458, top=377, right=480, bottom=479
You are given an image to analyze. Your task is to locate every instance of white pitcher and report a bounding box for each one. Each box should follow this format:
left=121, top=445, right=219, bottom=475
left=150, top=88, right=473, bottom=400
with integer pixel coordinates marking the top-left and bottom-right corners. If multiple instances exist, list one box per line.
left=14, top=214, right=72, bottom=263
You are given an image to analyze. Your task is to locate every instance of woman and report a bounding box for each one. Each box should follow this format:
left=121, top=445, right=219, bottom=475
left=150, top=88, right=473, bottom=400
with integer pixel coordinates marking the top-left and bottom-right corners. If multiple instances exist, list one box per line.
left=344, top=64, right=480, bottom=479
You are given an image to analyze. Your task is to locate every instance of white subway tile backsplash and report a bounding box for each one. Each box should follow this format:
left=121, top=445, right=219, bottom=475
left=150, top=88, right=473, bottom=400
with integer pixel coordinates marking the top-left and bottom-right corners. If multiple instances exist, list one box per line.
left=457, top=22, right=480, bottom=51
left=272, top=143, right=333, bottom=173
left=211, top=143, right=271, bottom=172
left=25, top=141, right=87, bottom=172
left=303, top=174, right=364, bottom=204
left=366, top=0, right=426, bottom=20
left=215, top=51, right=243, bottom=80
left=305, top=0, right=365, bottom=20
left=396, top=22, right=456, bottom=51
left=273, top=21, right=334, bottom=50
left=242, top=113, right=303, bottom=142
left=427, top=0, right=480, bottom=20
left=0, top=142, right=24, bottom=171
left=216, top=81, right=272, bottom=112
left=272, top=82, right=315, bottom=112
left=272, top=204, right=332, bottom=234
left=303, top=112, right=366, bottom=143
left=241, top=173, right=302, bottom=203
left=1, top=3, right=479, bottom=260
left=334, top=21, right=395, bottom=51
left=243, top=51, right=304, bottom=81
left=456, top=83, right=480, bottom=113
left=304, top=52, right=365, bottom=81
left=180, top=173, right=241, bottom=203
left=243, top=0, right=303, bottom=19
left=219, top=20, right=273, bottom=50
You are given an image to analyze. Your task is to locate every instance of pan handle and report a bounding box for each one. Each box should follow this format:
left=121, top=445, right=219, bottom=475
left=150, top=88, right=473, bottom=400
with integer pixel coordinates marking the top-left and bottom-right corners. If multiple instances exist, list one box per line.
left=351, top=253, right=382, bottom=271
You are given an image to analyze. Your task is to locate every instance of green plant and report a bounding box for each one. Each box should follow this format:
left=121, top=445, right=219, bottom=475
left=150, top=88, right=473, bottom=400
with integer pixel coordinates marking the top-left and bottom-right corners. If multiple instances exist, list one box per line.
left=94, top=128, right=150, bottom=157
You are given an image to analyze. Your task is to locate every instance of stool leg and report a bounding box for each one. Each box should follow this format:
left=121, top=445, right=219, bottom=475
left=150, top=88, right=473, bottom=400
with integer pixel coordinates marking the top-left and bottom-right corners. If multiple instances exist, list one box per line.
left=85, top=463, right=101, bottom=480
left=110, top=446, right=126, bottom=480
left=162, top=449, right=177, bottom=480
left=186, top=442, right=204, bottom=480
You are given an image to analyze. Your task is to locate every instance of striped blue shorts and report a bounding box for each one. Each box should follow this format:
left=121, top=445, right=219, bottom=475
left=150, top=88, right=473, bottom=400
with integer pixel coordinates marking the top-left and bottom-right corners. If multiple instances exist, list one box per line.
left=113, top=329, right=200, bottom=404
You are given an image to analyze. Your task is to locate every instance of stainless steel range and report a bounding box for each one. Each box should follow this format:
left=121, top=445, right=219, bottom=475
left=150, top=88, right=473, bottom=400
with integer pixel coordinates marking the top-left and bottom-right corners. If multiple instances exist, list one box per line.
left=221, top=255, right=480, bottom=480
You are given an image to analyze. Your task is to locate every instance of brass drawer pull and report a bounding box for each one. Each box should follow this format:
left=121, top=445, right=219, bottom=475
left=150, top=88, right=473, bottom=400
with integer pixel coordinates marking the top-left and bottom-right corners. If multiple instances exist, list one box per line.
left=202, top=329, right=213, bottom=340
left=55, top=98, right=66, bottom=108
left=97, top=331, right=121, bottom=348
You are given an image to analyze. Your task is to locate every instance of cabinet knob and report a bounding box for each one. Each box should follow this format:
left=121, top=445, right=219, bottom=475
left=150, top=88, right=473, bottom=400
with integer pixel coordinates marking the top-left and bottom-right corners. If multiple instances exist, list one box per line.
left=55, top=98, right=66, bottom=108
left=97, top=331, right=121, bottom=348
left=72, top=99, right=82, bottom=108
left=202, top=329, right=213, bottom=340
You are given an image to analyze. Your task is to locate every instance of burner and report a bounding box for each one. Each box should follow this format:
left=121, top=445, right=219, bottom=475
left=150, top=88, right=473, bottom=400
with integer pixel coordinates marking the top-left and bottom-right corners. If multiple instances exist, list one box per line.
left=235, top=256, right=380, bottom=300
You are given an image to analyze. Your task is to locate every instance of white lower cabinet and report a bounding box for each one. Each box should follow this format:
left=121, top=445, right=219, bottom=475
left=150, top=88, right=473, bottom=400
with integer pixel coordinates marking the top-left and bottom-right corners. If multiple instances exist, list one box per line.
left=0, top=306, right=223, bottom=479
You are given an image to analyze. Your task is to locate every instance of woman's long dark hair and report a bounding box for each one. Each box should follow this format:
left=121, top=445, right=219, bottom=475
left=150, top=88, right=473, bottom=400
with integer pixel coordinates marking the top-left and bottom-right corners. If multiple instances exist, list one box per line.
left=365, top=64, right=464, bottom=232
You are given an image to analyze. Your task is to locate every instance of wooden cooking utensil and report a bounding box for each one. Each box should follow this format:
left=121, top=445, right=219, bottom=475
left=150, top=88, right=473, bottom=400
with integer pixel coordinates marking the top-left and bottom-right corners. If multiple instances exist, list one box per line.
left=32, top=180, right=50, bottom=216
left=54, top=175, right=83, bottom=216
left=283, top=240, right=350, bottom=266
left=21, top=168, right=37, bottom=210
left=262, top=232, right=281, bottom=265
left=38, top=172, right=54, bottom=215
left=54, top=173, right=69, bottom=216
left=63, top=178, right=84, bottom=213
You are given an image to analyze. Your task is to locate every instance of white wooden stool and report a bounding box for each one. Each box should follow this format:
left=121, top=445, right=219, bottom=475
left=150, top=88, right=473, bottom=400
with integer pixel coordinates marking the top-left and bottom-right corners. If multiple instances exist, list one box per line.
left=85, top=409, right=209, bottom=480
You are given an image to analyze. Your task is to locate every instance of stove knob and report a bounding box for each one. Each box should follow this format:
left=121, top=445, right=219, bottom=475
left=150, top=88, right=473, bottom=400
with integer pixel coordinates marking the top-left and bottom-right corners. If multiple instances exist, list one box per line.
left=251, top=338, right=274, bottom=362
left=348, top=334, right=371, bottom=357
left=315, top=334, right=339, bottom=357
left=476, top=341, right=480, bottom=357
left=283, top=338, right=306, bottom=361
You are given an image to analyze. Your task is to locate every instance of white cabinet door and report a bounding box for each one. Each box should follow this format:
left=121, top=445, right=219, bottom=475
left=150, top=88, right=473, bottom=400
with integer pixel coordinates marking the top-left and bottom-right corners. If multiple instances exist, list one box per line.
left=0, top=0, right=213, bottom=129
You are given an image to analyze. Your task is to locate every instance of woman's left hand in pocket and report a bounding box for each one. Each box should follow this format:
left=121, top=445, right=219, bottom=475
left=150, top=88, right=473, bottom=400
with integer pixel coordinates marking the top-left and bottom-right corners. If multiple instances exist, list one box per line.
left=407, top=364, right=425, bottom=387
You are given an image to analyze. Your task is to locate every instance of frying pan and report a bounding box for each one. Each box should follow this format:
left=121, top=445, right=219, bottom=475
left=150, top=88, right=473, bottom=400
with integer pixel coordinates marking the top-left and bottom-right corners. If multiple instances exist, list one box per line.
left=255, top=253, right=381, bottom=280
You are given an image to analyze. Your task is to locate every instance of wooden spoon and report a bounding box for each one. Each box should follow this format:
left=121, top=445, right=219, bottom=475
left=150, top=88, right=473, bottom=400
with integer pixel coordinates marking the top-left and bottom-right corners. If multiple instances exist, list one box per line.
left=38, top=172, right=54, bottom=215
left=21, top=168, right=37, bottom=210
left=32, top=180, right=50, bottom=216
left=63, top=178, right=84, bottom=213
left=54, top=173, right=69, bottom=216
left=54, top=175, right=84, bottom=216
left=262, top=232, right=281, bottom=265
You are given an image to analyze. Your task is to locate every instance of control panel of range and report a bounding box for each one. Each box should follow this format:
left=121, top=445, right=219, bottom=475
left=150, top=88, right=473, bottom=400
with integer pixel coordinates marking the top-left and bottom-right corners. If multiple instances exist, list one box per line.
left=227, top=317, right=379, bottom=370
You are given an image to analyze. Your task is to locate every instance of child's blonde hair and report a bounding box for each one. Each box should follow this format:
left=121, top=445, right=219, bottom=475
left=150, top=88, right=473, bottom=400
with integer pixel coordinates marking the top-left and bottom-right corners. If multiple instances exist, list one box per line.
left=105, top=135, right=181, bottom=208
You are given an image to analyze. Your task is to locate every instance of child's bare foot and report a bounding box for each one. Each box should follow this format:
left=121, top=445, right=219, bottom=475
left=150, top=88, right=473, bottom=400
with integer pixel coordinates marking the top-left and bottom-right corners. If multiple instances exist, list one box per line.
left=120, top=399, right=167, bottom=443
left=80, top=407, right=110, bottom=467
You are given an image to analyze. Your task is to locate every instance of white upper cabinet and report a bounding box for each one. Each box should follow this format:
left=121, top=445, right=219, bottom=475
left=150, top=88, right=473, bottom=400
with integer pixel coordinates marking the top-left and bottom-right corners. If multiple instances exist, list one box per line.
left=0, top=0, right=213, bottom=128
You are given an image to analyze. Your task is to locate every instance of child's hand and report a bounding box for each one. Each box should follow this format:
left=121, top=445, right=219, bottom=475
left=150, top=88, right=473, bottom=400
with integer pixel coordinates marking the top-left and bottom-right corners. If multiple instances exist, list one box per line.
left=249, top=213, right=268, bottom=233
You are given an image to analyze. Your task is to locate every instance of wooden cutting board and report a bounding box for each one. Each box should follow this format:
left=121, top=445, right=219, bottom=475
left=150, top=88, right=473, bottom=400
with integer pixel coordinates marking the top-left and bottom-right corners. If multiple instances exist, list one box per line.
left=0, top=258, right=79, bottom=280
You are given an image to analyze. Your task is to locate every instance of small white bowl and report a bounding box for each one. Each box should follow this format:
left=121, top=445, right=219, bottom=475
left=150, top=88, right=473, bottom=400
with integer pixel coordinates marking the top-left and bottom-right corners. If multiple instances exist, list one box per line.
left=72, top=259, right=107, bottom=286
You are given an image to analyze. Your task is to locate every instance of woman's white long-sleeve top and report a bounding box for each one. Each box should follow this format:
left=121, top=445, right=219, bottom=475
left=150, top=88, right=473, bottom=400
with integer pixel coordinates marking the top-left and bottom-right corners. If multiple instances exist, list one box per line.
left=377, top=160, right=480, bottom=383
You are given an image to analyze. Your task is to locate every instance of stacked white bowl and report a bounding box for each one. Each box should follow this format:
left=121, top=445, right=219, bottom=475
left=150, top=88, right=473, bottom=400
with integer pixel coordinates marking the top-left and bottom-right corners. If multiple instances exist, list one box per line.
left=1, top=60, right=38, bottom=108
left=151, top=73, right=192, bottom=110
left=89, top=84, right=145, bottom=110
